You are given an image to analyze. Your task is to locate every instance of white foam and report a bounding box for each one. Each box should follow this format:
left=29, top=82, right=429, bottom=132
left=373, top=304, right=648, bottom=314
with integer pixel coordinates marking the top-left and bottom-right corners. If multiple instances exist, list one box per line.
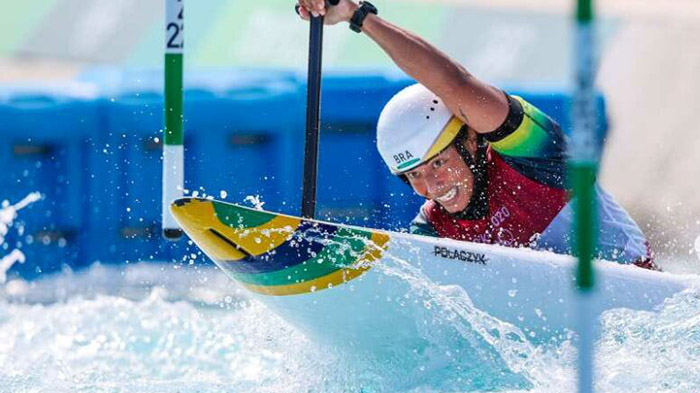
left=1, top=261, right=700, bottom=393
left=244, top=195, right=265, bottom=210
left=0, top=192, right=41, bottom=284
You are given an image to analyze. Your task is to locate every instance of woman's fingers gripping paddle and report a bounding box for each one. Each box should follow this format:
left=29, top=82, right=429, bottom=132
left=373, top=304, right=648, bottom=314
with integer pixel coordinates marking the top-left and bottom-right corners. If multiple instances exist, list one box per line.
left=295, top=0, right=357, bottom=25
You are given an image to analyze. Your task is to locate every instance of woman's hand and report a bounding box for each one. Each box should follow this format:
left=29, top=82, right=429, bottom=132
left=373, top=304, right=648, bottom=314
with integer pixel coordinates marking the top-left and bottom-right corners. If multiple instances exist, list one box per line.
left=296, top=0, right=358, bottom=26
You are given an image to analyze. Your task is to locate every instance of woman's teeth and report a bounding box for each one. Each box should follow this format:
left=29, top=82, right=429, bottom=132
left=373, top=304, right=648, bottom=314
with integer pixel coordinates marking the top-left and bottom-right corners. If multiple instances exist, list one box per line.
left=436, top=187, right=457, bottom=203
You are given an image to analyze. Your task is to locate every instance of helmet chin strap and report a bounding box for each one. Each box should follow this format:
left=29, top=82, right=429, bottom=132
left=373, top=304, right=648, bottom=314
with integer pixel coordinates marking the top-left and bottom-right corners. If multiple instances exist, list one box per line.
left=451, top=128, right=489, bottom=220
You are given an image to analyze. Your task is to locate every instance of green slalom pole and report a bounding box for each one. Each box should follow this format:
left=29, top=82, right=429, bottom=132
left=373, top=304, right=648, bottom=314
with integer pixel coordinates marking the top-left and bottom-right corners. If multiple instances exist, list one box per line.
left=571, top=0, right=597, bottom=392
left=162, top=0, right=185, bottom=240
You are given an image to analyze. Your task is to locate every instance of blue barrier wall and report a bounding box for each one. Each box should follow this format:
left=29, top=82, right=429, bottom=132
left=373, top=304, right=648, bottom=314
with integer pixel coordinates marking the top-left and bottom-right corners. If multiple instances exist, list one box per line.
left=83, top=70, right=303, bottom=264
left=1, top=70, right=608, bottom=279
left=0, top=84, right=101, bottom=278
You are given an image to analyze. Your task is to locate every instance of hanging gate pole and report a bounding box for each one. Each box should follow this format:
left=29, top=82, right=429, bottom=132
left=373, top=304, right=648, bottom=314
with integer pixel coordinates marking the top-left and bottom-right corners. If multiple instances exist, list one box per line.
left=163, top=0, right=185, bottom=239
left=571, top=0, right=598, bottom=392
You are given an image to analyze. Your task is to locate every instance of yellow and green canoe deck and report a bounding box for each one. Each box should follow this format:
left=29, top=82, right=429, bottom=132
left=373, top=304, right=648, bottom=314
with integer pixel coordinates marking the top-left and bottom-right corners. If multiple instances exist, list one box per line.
left=171, top=198, right=389, bottom=296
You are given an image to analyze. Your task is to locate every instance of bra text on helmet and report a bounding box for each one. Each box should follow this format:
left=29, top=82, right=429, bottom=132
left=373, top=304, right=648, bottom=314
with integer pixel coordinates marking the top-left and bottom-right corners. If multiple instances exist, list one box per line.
left=393, top=150, right=414, bottom=164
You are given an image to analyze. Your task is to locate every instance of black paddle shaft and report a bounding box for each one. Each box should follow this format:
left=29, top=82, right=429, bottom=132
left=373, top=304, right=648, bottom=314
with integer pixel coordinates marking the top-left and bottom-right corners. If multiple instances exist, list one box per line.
left=301, top=0, right=338, bottom=219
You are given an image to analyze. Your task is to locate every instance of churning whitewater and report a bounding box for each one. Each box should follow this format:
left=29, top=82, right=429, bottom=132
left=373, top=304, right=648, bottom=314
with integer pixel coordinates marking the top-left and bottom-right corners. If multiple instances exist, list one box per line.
left=1, top=195, right=700, bottom=393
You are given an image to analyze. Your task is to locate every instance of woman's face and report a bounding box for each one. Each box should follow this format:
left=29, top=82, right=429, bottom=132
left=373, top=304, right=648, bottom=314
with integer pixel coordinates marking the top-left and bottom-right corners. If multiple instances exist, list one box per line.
left=404, top=143, right=475, bottom=214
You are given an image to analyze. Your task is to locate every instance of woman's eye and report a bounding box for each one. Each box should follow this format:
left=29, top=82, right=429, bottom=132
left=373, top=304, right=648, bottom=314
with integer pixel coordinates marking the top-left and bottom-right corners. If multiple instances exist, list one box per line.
left=407, top=172, right=419, bottom=179
left=433, top=159, right=445, bottom=169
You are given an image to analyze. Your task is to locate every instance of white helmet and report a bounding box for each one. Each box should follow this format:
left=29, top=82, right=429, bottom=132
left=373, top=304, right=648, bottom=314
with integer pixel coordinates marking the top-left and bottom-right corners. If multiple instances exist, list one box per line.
left=376, top=83, right=465, bottom=174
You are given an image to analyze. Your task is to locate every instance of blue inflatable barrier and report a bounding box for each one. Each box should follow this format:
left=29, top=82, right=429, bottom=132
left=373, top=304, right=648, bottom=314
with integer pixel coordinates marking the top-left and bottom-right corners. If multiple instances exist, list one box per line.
left=0, top=83, right=101, bottom=278
left=91, top=69, right=302, bottom=264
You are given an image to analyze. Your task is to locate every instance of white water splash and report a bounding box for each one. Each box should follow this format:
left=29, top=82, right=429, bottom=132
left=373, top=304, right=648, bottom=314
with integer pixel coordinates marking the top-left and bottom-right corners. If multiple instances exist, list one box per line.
left=368, top=244, right=538, bottom=390
left=0, top=263, right=351, bottom=393
left=362, top=236, right=700, bottom=393
left=695, top=235, right=700, bottom=261
left=0, top=192, right=41, bottom=284
left=0, top=259, right=699, bottom=392
left=0, top=251, right=26, bottom=285
left=594, top=288, right=700, bottom=392
left=244, top=195, right=265, bottom=210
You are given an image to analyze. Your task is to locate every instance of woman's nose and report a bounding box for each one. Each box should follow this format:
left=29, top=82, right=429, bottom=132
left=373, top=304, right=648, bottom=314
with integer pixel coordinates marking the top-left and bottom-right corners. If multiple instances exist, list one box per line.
left=424, top=172, right=445, bottom=195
